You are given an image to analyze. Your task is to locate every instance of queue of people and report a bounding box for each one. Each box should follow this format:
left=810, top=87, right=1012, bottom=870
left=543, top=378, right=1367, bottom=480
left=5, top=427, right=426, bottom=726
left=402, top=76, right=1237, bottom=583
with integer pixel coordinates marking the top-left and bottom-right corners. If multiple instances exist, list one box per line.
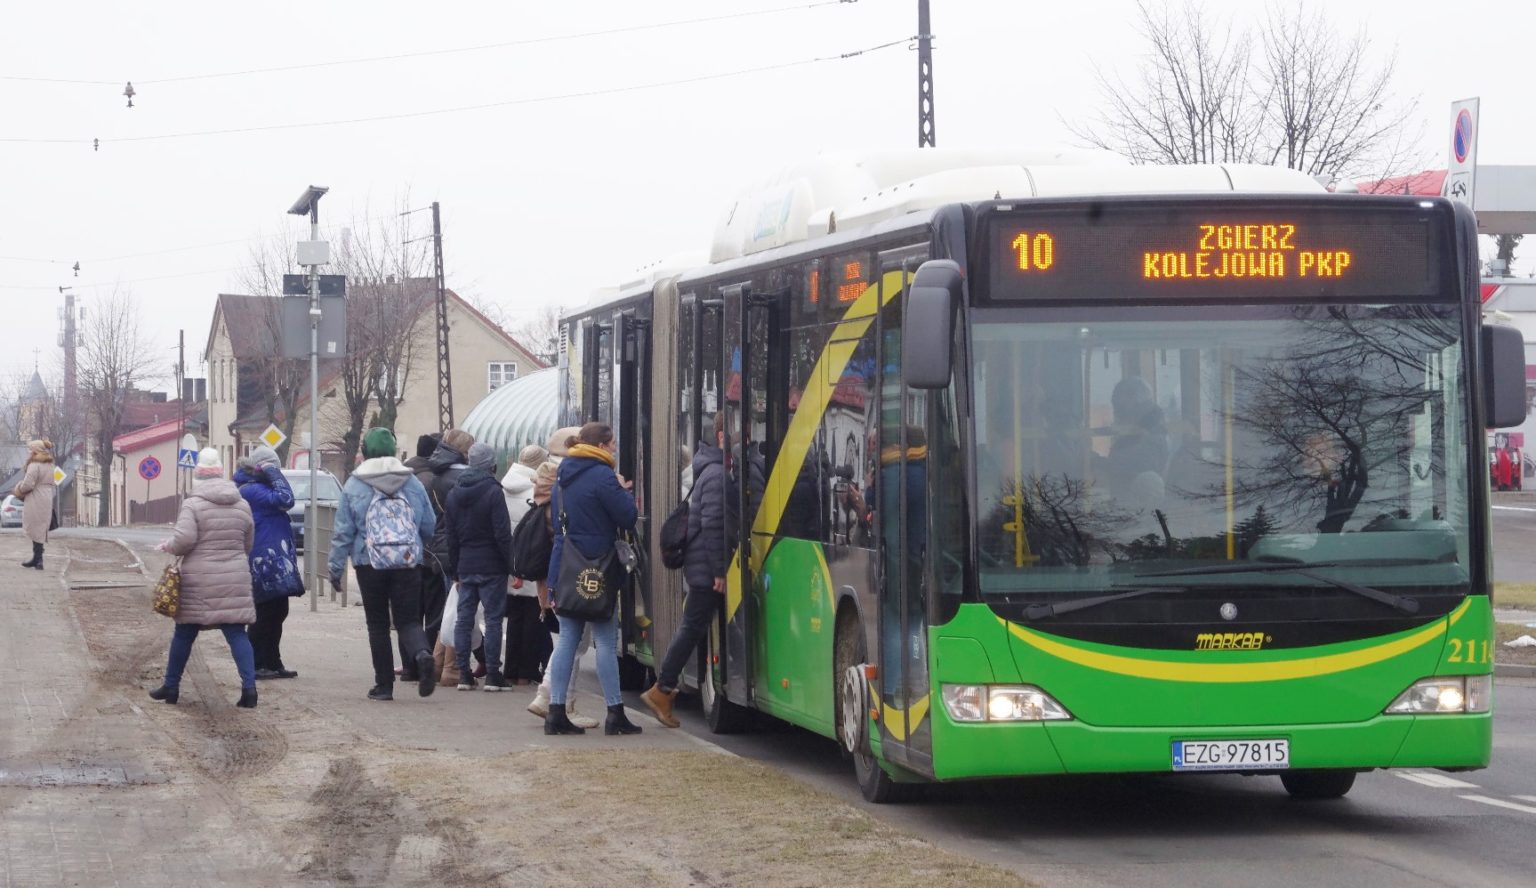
left=12, top=411, right=729, bottom=732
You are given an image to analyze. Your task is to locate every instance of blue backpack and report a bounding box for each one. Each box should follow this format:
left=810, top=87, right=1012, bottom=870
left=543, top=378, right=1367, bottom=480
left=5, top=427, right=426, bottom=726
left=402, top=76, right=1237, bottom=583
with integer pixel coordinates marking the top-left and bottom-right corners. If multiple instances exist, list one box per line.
left=365, top=490, right=423, bottom=569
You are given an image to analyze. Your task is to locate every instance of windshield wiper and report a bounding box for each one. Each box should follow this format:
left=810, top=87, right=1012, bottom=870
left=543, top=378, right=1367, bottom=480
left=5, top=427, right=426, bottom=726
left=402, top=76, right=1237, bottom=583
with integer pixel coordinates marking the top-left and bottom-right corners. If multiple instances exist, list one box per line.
left=1022, top=584, right=1192, bottom=620
left=1134, top=562, right=1421, bottom=614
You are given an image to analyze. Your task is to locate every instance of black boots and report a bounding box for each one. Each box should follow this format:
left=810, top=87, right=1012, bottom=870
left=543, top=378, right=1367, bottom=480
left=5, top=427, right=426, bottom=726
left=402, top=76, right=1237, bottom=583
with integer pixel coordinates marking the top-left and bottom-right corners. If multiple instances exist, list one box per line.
left=544, top=703, right=586, bottom=735
left=605, top=704, right=643, bottom=736
left=20, top=543, right=42, bottom=569
left=236, top=688, right=258, bottom=709
left=148, top=685, right=179, bottom=704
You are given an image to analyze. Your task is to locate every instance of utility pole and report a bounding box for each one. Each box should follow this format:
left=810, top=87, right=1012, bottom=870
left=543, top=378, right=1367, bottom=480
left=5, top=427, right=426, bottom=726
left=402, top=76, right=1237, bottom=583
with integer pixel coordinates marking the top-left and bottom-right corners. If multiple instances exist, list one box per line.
left=432, top=201, right=454, bottom=431
left=917, top=0, right=935, bottom=147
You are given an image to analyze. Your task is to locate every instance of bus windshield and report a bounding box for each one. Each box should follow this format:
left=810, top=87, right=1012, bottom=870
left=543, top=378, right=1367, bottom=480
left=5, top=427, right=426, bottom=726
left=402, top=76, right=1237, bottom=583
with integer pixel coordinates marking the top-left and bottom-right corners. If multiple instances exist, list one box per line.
left=969, top=303, right=1472, bottom=601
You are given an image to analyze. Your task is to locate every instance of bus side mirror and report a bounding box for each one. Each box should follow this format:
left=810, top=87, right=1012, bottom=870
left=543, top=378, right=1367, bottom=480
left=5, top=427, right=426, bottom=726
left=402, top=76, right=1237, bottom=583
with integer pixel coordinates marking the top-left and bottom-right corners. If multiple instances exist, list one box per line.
left=1483, top=324, right=1527, bottom=429
left=905, top=260, right=964, bottom=389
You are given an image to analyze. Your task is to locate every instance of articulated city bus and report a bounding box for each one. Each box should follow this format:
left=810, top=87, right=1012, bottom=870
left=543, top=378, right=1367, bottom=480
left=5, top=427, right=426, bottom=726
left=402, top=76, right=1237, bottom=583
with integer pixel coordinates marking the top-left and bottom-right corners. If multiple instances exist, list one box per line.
left=557, top=154, right=1527, bottom=802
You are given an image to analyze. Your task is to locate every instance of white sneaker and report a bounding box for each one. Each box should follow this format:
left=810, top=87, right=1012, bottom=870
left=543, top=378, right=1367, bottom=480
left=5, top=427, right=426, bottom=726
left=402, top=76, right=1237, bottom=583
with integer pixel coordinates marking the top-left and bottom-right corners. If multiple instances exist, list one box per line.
left=567, top=701, right=599, bottom=730
left=527, top=687, right=550, bottom=718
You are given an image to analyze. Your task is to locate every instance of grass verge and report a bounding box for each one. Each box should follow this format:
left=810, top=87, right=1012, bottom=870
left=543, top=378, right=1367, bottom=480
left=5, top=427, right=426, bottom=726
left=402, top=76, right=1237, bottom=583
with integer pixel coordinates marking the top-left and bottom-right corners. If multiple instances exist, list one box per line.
left=1493, top=583, right=1536, bottom=611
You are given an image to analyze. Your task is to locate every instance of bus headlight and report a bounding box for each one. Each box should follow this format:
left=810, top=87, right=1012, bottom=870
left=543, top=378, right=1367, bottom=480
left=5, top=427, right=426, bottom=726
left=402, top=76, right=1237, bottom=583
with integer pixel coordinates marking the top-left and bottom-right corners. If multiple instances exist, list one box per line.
left=941, top=684, right=1072, bottom=722
left=1385, top=675, right=1491, bottom=714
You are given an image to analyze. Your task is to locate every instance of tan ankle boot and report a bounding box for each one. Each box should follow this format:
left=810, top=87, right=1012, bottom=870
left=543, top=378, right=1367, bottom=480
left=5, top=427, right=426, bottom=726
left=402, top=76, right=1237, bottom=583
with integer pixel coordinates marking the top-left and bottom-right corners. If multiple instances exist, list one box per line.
left=641, top=684, right=680, bottom=727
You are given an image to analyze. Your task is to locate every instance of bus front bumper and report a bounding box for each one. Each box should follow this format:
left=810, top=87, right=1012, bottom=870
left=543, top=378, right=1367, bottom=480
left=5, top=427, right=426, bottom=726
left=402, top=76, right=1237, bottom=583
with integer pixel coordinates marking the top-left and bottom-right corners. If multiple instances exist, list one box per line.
left=930, top=710, right=1491, bottom=781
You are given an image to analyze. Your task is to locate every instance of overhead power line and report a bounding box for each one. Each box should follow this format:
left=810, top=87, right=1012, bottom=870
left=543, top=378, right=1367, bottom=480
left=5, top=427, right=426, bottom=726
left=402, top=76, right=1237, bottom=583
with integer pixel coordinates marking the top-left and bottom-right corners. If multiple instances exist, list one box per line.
left=0, top=37, right=909, bottom=147
left=0, top=0, right=857, bottom=88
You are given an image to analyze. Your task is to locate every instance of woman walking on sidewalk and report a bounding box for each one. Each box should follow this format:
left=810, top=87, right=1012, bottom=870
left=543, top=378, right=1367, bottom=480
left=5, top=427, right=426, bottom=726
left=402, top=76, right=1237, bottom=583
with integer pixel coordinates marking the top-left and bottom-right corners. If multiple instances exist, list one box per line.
left=234, top=446, right=304, bottom=680
left=543, top=423, right=643, bottom=737
left=148, top=448, right=259, bottom=708
left=13, top=439, right=56, bottom=570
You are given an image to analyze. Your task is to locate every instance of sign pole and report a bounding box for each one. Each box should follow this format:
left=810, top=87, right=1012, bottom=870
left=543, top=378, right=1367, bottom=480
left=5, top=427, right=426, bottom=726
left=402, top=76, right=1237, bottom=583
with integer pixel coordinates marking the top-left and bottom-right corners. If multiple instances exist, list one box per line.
left=287, top=185, right=329, bottom=613
left=307, top=205, right=321, bottom=613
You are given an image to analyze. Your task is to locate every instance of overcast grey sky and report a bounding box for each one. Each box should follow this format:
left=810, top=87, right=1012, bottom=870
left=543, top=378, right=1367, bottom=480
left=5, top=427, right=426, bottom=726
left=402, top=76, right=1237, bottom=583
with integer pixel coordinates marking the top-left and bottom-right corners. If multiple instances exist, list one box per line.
left=2, top=0, right=1532, bottom=390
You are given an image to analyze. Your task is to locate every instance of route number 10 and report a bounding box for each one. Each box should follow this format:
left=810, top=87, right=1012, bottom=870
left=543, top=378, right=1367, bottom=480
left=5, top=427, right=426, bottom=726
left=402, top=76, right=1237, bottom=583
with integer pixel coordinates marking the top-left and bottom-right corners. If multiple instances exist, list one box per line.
left=1011, top=232, right=1055, bottom=272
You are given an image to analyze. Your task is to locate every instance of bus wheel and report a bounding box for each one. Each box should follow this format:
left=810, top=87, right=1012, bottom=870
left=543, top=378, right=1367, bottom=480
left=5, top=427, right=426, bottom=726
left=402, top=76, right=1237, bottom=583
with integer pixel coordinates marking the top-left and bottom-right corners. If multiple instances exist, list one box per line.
left=617, top=653, right=650, bottom=692
left=701, top=631, right=750, bottom=734
left=835, top=613, right=910, bottom=804
left=1280, top=770, right=1356, bottom=799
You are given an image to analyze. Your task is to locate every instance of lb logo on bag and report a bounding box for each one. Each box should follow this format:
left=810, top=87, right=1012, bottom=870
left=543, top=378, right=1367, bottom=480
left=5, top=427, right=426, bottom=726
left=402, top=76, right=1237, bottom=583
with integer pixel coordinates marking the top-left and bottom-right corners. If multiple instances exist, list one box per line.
left=576, top=567, right=607, bottom=600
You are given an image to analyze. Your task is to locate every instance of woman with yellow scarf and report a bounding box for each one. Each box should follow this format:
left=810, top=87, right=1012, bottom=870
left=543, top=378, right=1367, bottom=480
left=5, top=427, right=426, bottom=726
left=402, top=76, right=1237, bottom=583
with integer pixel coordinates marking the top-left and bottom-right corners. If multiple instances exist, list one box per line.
left=542, top=422, right=643, bottom=736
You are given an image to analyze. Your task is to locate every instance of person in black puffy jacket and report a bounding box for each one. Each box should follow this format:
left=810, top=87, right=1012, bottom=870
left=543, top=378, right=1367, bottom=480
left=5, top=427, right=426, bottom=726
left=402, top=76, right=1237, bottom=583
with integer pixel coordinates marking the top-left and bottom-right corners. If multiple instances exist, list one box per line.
left=445, top=442, right=513, bottom=692
left=641, top=413, right=730, bottom=728
left=403, top=429, right=473, bottom=680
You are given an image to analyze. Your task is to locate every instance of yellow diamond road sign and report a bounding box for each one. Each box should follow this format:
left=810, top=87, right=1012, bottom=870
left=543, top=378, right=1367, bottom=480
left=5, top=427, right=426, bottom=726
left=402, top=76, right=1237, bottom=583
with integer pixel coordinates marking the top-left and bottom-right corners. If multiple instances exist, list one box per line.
left=53, top=467, right=65, bottom=485
left=259, top=424, right=288, bottom=449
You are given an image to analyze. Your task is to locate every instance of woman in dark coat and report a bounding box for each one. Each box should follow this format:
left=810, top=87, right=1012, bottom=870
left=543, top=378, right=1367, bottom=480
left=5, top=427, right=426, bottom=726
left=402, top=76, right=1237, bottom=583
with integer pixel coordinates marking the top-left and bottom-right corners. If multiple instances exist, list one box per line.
left=234, top=446, right=304, bottom=679
left=543, top=422, right=642, bottom=737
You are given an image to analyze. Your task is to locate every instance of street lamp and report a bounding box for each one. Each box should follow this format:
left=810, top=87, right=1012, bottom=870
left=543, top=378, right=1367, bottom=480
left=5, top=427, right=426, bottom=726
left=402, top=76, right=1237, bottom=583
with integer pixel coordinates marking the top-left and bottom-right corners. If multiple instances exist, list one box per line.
left=288, top=185, right=328, bottom=611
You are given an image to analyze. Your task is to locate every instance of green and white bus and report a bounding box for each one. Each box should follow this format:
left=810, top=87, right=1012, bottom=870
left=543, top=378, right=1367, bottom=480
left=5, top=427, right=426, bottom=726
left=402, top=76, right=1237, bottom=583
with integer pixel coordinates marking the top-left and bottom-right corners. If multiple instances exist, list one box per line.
left=556, top=152, right=1526, bottom=801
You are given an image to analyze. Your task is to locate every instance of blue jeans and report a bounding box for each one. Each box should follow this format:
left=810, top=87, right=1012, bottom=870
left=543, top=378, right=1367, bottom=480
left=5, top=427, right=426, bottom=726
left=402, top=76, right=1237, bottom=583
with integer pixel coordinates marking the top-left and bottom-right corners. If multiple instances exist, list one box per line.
left=455, top=575, right=507, bottom=675
left=164, top=623, right=256, bottom=691
left=547, top=613, right=621, bottom=707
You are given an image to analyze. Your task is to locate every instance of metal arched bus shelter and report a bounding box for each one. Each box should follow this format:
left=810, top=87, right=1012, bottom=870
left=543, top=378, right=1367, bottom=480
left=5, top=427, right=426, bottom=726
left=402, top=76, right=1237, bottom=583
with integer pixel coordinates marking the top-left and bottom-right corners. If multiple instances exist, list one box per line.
left=461, top=367, right=558, bottom=469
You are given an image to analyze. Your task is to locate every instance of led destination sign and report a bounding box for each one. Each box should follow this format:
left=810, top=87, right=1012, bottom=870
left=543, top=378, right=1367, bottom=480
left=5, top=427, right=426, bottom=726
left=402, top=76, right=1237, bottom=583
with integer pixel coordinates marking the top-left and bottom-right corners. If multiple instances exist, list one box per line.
left=984, top=204, right=1449, bottom=302
left=1142, top=224, right=1350, bottom=280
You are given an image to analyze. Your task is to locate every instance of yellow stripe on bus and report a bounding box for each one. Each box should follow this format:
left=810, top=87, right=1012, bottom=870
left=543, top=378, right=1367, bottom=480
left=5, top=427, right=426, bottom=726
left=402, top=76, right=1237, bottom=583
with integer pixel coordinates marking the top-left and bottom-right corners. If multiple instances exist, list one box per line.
left=999, top=598, right=1468, bottom=683
left=726, top=270, right=909, bottom=620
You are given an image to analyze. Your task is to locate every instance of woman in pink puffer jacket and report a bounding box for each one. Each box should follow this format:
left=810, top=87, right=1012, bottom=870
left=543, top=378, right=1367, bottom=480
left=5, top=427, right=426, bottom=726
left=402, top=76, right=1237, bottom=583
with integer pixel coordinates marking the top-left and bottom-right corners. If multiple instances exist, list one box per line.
left=147, top=448, right=258, bottom=708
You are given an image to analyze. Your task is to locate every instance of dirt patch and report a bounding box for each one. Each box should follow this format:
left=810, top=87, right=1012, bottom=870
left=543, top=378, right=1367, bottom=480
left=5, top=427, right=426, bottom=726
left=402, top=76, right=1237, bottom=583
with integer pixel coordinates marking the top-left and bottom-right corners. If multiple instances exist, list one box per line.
left=1496, top=621, right=1536, bottom=667
left=386, top=747, right=1024, bottom=888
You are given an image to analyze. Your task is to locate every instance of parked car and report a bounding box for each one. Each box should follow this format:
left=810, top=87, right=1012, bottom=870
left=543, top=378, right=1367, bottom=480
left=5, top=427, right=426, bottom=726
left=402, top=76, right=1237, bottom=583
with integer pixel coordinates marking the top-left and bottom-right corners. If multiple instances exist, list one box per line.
left=280, top=469, right=342, bottom=553
left=0, top=495, right=22, bottom=528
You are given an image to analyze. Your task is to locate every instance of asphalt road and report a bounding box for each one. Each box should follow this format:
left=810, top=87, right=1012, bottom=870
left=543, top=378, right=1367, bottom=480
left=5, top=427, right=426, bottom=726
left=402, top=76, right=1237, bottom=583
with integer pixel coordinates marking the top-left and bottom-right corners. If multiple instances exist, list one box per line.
left=1492, top=492, right=1536, bottom=583
left=670, top=678, right=1536, bottom=888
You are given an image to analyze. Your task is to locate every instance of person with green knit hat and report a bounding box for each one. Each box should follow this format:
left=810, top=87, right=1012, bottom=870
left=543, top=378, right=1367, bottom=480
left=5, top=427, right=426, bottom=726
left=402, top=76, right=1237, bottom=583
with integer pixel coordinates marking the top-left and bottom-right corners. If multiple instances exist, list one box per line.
left=328, top=424, right=438, bottom=701
left=363, top=427, right=397, bottom=459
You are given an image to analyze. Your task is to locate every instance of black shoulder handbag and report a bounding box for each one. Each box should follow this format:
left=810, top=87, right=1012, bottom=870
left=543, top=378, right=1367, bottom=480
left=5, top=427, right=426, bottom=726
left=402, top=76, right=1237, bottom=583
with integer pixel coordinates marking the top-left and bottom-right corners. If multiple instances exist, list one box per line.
left=551, top=484, right=621, bottom=622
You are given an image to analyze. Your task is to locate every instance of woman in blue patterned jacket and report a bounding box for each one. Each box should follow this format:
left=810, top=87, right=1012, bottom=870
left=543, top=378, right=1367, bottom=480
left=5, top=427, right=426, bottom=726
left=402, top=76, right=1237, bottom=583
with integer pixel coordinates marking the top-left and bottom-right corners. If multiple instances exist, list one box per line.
left=234, top=446, right=305, bottom=680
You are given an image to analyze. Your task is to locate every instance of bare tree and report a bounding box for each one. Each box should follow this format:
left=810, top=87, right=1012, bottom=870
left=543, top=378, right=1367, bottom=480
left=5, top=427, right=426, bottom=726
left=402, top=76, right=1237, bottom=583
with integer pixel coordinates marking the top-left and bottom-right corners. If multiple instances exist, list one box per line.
left=1257, top=4, right=1421, bottom=179
left=1072, top=1, right=1421, bottom=180
left=329, top=204, right=435, bottom=462
left=80, top=290, right=159, bottom=525
left=514, top=303, right=562, bottom=365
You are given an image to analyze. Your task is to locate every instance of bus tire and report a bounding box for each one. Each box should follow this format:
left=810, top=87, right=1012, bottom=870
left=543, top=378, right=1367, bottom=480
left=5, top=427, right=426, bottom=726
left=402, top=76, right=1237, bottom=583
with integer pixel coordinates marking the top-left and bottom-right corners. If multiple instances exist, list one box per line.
left=1280, top=770, right=1356, bottom=799
left=835, top=609, right=912, bottom=804
left=701, top=628, right=750, bottom=734
left=617, top=653, right=650, bottom=692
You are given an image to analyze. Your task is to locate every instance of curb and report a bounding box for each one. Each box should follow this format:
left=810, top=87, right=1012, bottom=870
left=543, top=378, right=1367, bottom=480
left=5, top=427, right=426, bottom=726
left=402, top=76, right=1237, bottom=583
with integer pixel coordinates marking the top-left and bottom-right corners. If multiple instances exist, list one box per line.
left=1495, top=663, right=1536, bottom=679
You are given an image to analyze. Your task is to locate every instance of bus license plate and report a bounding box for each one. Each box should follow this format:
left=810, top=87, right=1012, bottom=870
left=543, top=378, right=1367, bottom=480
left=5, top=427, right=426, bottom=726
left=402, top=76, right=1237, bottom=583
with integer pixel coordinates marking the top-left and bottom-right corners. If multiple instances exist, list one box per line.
left=1172, top=739, right=1289, bottom=772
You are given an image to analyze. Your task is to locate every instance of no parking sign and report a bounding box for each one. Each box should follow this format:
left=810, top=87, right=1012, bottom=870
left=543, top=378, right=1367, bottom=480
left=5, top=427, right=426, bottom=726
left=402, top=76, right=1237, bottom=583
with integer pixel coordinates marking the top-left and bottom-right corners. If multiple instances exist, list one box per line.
left=1444, top=97, right=1479, bottom=210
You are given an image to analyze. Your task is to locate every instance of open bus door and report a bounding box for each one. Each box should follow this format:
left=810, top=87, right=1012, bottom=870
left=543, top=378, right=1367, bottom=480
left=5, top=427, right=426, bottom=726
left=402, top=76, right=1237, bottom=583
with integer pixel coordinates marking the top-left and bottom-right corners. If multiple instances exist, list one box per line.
left=614, top=309, right=654, bottom=685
